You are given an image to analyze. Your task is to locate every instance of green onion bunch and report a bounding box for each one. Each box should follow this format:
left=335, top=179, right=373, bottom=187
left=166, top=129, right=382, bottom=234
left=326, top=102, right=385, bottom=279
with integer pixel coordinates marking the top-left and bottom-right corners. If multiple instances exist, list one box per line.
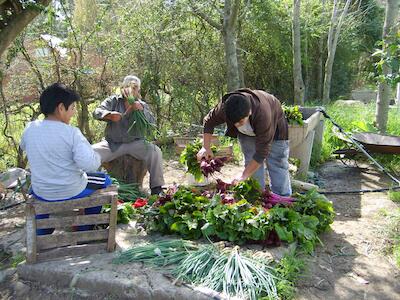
left=127, top=96, right=157, bottom=140
left=114, top=239, right=279, bottom=299
left=113, top=239, right=198, bottom=267
left=111, top=177, right=145, bottom=202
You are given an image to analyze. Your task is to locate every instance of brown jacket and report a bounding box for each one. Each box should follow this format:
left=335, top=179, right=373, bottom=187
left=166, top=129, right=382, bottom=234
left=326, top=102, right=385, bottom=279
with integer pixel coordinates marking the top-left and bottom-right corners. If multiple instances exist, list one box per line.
left=203, top=88, right=288, bottom=163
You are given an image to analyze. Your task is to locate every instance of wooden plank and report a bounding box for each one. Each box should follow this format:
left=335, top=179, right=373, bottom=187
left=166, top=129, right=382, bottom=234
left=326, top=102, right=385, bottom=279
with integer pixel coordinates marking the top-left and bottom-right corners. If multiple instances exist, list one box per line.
left=36, top=214, right=110, bottom=229
left=292, top=179, right=320, bottom=191
left=25, top=203, right=37, bottom=264
left=37, top=243, right=107, bottom=262
left=107, top=196, right=117, bottom=252
left=33, top=193, right=116, bottom=214
left=93, top=185, right=118, bottom=194
left=37, top=229, right=109, bottom=250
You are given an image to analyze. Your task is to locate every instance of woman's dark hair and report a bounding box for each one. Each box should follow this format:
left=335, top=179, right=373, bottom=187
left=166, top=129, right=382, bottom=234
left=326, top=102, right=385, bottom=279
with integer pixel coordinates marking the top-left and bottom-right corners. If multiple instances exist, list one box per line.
left=224, top=94, right=251, bottom=124
left=40, top=83, right=79, bottom=116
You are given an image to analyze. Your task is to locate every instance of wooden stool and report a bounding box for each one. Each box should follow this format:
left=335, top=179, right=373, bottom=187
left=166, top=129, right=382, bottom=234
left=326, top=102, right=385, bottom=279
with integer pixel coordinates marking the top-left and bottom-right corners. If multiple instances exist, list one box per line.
left=25, top=185, right=118, bottom=264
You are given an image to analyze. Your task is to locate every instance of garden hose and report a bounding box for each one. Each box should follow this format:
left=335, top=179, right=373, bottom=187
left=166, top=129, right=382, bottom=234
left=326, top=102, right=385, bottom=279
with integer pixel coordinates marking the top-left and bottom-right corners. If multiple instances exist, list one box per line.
left=318, top=186, right=400, bottom=195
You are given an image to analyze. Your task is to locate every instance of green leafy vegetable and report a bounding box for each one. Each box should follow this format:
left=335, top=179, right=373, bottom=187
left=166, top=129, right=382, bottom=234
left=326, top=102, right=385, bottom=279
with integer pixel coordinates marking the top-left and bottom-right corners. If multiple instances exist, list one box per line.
left=282, top=104, right=304, bottom=125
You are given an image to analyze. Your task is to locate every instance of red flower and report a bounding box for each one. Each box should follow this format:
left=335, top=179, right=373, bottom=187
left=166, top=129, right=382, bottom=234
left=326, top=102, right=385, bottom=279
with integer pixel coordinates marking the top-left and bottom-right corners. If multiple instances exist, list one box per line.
left=133, top=198, right=148, bottom=208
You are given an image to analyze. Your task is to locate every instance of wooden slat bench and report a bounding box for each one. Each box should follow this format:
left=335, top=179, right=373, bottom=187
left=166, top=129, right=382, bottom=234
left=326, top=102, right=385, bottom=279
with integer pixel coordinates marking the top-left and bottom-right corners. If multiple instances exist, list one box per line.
left=25, top=185, right=118, bottom=264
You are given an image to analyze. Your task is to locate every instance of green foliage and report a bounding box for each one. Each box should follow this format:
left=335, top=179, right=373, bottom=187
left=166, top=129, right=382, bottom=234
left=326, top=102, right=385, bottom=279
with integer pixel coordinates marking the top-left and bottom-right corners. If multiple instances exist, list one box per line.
left=204, top=199, right=271, bottom=244
left=0, top=0, right=387, bottom=170
left=232, top=178, right=263, bottom=204
left=388, top=190, right=400, bottom=203
left=372, top=29, right=400, bottom=87
left=145, top=186, right=210, bottom=239
left=11, top=252, right=25, bottom=268
left=282, top=105, right=304, bottom=125
left=145, top=183, right=334, bottom=253
left=293, top=189, right=335, bottom=233
left=269, top=207, right=320, bottom=254
left=272, top=250, right=305, bottom=300
left=179, top=140, right=216, bottom=181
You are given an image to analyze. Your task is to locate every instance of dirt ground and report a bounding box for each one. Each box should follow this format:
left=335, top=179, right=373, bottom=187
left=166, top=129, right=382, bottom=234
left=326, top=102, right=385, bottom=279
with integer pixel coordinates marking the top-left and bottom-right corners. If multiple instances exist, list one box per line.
left=1, top=159, right=400, bottom=299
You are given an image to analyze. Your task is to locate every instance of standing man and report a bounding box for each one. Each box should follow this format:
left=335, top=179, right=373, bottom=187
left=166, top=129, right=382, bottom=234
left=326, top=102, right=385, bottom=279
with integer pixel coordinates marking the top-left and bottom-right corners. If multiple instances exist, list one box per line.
left=197, top=88, right=291, bottom=196
left=92, top=75, right=164, bottom=195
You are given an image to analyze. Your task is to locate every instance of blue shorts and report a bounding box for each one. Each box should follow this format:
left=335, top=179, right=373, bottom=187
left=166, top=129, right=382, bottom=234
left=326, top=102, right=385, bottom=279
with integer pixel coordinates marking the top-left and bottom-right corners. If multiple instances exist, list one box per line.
left=34, top=172, right=112, bottom=235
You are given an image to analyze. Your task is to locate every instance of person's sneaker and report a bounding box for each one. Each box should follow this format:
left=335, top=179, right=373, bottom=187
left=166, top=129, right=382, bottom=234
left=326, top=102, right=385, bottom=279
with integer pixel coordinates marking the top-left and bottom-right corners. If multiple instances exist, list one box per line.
left=150, top=186, right=163, bottom=195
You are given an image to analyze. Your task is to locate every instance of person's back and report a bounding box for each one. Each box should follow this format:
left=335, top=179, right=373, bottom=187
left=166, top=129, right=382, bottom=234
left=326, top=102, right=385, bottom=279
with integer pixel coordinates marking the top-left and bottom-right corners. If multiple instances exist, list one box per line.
left=21, top=119, right=100, bottom=200
left=20, top=83, right=101, bottom=201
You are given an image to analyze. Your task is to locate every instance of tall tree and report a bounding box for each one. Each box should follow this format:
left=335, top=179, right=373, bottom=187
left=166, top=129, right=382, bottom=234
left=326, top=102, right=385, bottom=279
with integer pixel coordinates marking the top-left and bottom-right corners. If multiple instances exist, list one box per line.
left=0, top=0, right=51, bottom=59
left=292, top=0, right=305, bottom=104
left=375, top=0, right=399, bottom=132
left=190, top=0, right=243, bottom=92
left=316, top=0, right=326, bottom=100
left=322, top=0, right=351, bottom=103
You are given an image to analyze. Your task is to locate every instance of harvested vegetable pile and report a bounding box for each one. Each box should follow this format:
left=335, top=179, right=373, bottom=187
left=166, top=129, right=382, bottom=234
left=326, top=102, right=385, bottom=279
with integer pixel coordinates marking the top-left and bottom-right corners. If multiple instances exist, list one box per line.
left=114, top=239, right=279, bottom=300
left=143, top=178, right=334, bottom=253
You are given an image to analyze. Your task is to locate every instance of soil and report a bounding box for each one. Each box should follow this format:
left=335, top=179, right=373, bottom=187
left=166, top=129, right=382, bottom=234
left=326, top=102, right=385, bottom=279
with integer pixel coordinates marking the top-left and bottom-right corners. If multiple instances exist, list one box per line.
left=1, top=159, right=400, bottom=299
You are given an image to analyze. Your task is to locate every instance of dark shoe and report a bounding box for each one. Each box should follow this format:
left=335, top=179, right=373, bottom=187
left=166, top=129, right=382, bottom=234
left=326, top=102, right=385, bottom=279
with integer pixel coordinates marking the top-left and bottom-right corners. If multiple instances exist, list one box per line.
left=151, top=186, right=163, bottom=195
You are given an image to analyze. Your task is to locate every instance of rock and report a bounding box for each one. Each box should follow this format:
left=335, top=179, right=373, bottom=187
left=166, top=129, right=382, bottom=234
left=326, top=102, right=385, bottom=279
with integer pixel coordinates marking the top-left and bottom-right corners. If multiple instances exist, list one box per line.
left=314, top=277, right=331, bottom=291
left=12, top=281, right=30, bottom=297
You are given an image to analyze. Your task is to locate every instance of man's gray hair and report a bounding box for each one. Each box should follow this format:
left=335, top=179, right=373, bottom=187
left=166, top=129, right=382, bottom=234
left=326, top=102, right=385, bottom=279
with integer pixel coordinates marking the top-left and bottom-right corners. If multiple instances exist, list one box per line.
left=122, top=75, right=141, bottom=88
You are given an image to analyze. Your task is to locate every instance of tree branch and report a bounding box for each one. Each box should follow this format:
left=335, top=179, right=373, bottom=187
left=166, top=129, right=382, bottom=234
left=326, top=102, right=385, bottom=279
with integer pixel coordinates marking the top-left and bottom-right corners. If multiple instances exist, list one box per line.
left=0, top=0, right=51, bottom=58
left=190, top=1, right=222, bottom=30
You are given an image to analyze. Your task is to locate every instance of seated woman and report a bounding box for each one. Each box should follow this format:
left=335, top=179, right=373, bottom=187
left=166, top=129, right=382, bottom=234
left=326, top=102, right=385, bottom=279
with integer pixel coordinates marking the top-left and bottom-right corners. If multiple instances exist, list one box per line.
left=20, top=83, right=111, bottom=235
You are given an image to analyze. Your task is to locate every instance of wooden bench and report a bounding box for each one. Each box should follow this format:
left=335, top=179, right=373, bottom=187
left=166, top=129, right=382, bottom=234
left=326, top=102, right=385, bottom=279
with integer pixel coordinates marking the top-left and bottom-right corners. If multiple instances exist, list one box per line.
left=25, top=185, right=118, bottom=264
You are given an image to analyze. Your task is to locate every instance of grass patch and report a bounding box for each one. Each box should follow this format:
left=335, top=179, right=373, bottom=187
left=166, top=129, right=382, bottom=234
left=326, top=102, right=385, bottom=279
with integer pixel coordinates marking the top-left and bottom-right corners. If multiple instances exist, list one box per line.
left=0, top=251, right=25, bottom=269
left=269, top=250, right=305, bottom=300
left=388, top=190, right=400, bottom=203
left=378, top=208, right=400, bottom=268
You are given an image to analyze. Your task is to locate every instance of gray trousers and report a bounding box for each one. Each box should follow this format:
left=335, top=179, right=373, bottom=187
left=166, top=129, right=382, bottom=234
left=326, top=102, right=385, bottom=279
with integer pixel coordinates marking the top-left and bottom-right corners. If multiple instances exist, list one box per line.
left=238, top=133, right=292, bottom=196
left=92, top=140, right=165, bottom=189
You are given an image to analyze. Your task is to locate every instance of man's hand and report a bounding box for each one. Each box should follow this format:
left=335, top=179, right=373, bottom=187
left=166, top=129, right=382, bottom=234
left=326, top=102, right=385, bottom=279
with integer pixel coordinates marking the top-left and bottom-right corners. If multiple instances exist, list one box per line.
left=196, top=147, right=214, bottom=161
left=126, top=101, right=144, bottom=114
left=104, top=112, right=122, bottom=122
left=231, top=174, right=247, bottom=186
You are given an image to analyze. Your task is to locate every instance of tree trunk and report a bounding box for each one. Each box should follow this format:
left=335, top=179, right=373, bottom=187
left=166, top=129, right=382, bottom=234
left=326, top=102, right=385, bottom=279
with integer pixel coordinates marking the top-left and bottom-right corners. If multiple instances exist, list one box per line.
left=316, top=0, right=326, bottom=100
left=102, top=155, right=147, bottom=189
left=292, top=0, right=305, bottom=105
left=375, top=0, right=399, bottom=133
left=322, top=0, right=351, bottom=104
left=396, top=83, right=400, bottom=106
left=190, top=0, right=241, bottom=92
left=223, top=0, right=241, bottom=92
left=223, top=28, right=241, bottom=92
left=0, top=0, right=51, bottom=59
